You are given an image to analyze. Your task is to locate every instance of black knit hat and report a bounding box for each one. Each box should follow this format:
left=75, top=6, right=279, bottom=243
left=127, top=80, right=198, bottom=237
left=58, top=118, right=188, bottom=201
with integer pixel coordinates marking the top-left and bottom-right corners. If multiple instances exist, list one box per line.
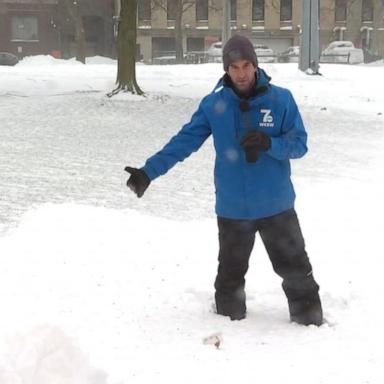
left=222, top=35, right=258, bottom=71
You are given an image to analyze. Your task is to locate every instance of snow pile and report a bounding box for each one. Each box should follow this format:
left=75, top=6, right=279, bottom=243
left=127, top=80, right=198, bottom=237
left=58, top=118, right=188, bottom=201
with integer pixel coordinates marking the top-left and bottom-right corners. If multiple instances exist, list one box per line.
left=17, top=55, right=83, bottom=67
left=1, top=55, right=116, bottom=96
left=86, top=56, right=117, bottom=65
left=17, top=55, right=117, bottom=66
left=0, top=325, right=106, bottom=384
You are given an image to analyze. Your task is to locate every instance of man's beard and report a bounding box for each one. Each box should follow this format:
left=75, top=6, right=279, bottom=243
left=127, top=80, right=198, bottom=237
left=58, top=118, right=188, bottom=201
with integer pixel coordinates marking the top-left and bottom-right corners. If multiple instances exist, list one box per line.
left=233, top=78, right=256, bottom=98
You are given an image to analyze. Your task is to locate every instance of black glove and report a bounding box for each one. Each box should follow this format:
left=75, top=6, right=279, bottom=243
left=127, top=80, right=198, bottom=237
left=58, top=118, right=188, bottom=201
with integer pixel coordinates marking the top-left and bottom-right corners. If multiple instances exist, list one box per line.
left=124, top=166, right=150, bottom=198
left=240, top=130, right=271, bottom=163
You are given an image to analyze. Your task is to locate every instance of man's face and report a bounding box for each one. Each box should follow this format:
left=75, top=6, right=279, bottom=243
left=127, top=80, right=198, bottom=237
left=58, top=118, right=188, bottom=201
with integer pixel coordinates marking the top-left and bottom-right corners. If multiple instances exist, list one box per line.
left=227, top=60, right=256, bottom=93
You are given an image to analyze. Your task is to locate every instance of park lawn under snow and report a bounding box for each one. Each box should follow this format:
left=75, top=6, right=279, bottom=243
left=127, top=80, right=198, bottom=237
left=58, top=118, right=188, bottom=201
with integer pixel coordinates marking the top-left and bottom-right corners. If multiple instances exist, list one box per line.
left=0, top=56, right=383, bottom=384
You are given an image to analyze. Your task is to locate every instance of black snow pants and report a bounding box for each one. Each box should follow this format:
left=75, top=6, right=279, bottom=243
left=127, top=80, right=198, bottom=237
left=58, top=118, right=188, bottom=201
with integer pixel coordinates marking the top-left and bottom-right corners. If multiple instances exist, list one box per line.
left=214, top=208, right=322, bottom=323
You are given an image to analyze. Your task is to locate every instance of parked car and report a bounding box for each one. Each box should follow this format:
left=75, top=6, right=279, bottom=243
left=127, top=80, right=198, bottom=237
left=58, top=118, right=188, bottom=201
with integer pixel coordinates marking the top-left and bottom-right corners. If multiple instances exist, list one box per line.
left=0, top=52, right=19, bottom=66
left=207, top=41, right=223, bottom=62
left=253, top=44, right=275, bottom=63
left=321, top=41, right=364, bottom=64
left=278, top=46, right=300, bottom=63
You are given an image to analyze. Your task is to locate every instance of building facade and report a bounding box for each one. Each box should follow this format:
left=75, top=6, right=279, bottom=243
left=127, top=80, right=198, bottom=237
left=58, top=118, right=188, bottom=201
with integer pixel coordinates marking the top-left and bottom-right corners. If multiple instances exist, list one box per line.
left=137, top=0, right=384, bottom=62
left=0, top=0, right=59, bottom=58
left=1, top=0, right=383, bottom=62
left=0, top=0, right=115, bottom=59
left=138, top=0, right=303, bottom=61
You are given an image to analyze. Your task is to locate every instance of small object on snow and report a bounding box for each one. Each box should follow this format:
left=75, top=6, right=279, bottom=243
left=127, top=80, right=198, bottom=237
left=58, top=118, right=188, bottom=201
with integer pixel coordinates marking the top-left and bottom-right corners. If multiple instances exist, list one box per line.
left=320, top=107, right=327, bottom=111
left=202, top=333, right=222, bottom=349
left=378, top=112, right=382, bottom=116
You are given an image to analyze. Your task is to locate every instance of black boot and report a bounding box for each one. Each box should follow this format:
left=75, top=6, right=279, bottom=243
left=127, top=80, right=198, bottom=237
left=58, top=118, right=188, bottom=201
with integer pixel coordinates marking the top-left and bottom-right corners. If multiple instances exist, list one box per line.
left=215, top=290, right=246, bottom=321
left=288, top=297, right=323, bottom=326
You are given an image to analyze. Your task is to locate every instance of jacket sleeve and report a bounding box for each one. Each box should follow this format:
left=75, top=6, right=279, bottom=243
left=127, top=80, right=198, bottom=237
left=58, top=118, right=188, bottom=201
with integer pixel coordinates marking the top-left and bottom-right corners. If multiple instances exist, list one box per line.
left=142, top=101, right=212, bottom=181
left=266, top=90, right=308, bottom=161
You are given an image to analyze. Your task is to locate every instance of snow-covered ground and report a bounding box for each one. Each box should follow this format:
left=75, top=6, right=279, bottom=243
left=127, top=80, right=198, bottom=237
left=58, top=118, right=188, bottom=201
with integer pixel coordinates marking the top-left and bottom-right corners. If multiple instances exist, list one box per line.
left=0, top=56, right=383, bottom=384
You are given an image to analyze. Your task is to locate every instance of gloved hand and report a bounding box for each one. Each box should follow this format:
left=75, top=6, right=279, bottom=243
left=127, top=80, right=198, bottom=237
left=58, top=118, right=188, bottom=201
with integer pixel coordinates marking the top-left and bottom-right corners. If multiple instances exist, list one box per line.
left=240, top=130, right=271, bottom=163
left=124, top=166, right=151, bottom=198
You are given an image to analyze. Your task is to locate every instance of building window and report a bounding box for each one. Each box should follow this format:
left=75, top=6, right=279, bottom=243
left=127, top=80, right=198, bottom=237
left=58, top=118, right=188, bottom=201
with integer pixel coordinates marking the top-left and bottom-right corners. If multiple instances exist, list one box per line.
left=196, top=0, right=208, bottom=21
left=187, top=37, right=205, bottom=52
left=280, top=0, right=292, bottom=22
left=362, top=0, right=373, bottom=22
left=252, top=0, right=264, bottom=22
left=335, top=0, right=347, bottom=22
left=167, top=0, right=176, bottom=21
left=138, top=0, right=151, bottom=21
left=11, top=16, right=39, bottom=41
left=230, top=0, right=237, bottom=21
left=152, top=37, right=175, bottom=58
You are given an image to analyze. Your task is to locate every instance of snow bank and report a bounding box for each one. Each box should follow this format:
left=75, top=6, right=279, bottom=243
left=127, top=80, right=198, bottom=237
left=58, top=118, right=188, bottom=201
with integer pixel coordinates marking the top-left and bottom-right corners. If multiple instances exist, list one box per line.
left=0, top=325, right=106, bottom=384
left=16, top=55, right=118, bottom=66
left=17, top=55, right=83, bottom=67
left=86, top=56, right=117, bottom=65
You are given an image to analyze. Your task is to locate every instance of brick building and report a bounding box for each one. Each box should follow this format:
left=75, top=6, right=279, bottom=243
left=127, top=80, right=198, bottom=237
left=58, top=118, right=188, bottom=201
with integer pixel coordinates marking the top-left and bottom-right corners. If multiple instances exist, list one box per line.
left=0, top=0, right=59, bottom=58
left=0, top=0, right=115, bottom=59
left=137, top=0, right=384, bottom=62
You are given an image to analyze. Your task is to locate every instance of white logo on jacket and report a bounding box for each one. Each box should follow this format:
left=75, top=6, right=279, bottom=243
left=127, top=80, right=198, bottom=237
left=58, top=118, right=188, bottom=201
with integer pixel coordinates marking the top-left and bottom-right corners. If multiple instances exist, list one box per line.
left=259, top=109, right=274, bottom=128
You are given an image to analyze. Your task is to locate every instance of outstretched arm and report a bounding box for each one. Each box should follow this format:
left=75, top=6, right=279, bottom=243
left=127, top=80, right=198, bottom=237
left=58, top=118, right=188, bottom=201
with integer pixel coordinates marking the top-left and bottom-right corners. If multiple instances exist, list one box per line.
left=142, top=101, right=212, bottom=181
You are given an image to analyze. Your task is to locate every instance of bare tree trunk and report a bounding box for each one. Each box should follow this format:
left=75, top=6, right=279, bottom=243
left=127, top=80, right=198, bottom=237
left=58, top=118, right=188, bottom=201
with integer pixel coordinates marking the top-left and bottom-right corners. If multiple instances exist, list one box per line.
left=175, top=0, right=184, bottom=63
left=74, top=4, right=86, bottom=63
left=108, top=0, right=143, bottom=96
left=64, top=0, right=86, bottom=63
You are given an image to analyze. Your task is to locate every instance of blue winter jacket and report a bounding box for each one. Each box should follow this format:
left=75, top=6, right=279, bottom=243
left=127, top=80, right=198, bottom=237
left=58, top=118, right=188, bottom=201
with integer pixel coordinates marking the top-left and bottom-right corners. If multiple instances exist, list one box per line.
left=142, top=68, right=307, bottom=220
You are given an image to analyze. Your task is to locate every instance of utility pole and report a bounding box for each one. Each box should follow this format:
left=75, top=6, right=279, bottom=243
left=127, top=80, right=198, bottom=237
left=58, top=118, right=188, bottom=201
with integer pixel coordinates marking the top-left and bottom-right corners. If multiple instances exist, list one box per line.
left=222, top=0, right=231, bottom=46
left=299, top=0, right=320, bottom=74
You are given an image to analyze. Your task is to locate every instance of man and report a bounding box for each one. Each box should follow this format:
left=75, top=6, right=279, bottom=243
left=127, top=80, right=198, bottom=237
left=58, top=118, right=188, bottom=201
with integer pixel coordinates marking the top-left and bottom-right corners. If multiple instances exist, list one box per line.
left=125, top=35, right=323, bottom=326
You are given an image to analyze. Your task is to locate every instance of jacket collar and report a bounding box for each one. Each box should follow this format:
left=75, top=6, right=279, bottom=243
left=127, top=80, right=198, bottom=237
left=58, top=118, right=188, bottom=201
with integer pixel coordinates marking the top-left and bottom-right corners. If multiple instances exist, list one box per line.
left=213, top=68, right=271, bottom=100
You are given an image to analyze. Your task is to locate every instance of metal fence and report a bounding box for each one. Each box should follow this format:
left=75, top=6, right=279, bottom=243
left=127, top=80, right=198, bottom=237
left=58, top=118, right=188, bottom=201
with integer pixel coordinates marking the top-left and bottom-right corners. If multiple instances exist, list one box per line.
left=151, top=50, right=211, bottom=64
left=150, top=51, right=381, bottom=65
left=320, top=53, right=352, bottom=64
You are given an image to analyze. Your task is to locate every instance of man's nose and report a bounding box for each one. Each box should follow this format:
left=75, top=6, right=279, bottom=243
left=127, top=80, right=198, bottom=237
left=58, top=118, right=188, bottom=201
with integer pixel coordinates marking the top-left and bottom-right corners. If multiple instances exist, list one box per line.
left=237, top=69, right=246, bottom=78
